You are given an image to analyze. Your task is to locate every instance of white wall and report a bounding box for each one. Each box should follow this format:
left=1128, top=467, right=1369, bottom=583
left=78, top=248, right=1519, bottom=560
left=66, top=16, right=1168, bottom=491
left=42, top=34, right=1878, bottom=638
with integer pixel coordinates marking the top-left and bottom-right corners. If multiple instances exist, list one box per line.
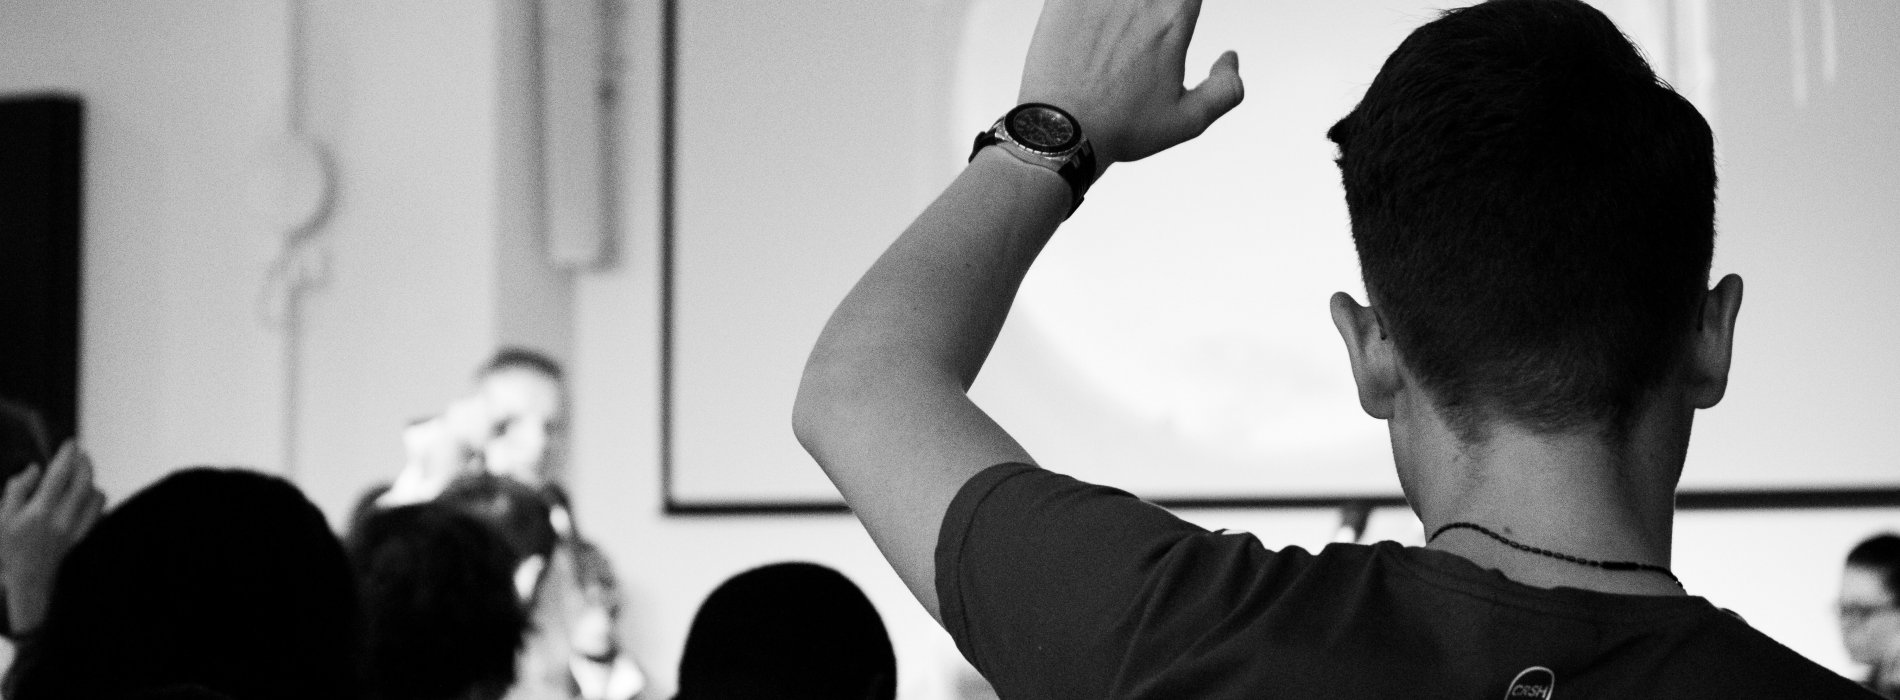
left=0, top=0, right=292, bottom=498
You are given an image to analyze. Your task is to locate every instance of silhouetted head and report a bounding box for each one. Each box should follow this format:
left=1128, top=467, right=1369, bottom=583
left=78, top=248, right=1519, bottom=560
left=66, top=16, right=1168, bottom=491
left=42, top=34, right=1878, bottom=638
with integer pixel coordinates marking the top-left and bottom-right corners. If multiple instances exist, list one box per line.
left=437, top=471, right=557, bottom=600
left=349, top=503, right=528, bottom=700
left=5, top=467, right=361, bottom=700
left=1328, top=0, right=1717, bottom=444
left=676, top=562, right=896, bottom=700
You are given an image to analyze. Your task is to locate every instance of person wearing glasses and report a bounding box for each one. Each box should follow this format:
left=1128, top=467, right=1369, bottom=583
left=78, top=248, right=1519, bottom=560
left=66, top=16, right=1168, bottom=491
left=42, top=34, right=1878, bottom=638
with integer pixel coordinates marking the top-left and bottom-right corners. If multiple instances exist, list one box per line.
left=1843, top=534, right=1900, bottom=697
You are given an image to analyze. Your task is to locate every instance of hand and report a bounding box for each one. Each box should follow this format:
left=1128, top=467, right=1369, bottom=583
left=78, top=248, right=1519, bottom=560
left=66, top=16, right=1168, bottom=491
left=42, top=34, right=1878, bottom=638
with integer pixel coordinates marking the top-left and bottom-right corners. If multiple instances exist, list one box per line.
left=0, top=440, right=107, bottom=634
left=1018, top=0, right=1244, bottom=171
left=383, top=396, right=497, bottom=506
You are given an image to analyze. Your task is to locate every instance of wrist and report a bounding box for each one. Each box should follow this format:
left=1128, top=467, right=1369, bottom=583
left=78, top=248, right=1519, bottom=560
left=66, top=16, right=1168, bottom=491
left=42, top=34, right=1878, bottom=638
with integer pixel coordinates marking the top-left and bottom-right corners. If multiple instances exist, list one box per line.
left=3, top=577, right=48, bottom=635
left=969, top=103, right=1100, bottom=216
left=969, top=146, right=1072, bottom=211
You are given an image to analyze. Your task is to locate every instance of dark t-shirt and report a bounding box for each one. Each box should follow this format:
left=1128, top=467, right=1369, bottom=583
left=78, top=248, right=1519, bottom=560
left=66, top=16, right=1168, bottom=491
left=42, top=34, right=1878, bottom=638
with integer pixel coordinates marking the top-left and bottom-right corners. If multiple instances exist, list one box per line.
left=936, top=463, right=1875, bottom=699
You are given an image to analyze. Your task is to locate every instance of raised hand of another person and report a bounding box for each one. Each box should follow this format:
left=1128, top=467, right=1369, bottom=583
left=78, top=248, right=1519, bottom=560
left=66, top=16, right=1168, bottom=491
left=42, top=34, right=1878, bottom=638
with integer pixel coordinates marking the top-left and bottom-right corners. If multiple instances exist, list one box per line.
left=0, top=440, right=107, bottom=634
left=382, top=395, right=497, bottom=507
left=1018, top=0, right=1244, bottom=172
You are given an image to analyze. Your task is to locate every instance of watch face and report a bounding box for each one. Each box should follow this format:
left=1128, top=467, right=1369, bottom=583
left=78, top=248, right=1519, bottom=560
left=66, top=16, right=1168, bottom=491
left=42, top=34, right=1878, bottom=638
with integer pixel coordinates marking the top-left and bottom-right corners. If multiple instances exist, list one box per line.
left=1005, top=104, right=1080, bottom=154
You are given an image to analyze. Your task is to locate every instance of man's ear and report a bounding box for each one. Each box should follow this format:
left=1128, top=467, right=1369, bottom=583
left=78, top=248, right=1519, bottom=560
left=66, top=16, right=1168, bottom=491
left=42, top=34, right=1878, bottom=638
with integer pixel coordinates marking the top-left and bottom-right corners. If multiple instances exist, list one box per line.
left=1330, top=292, right=1399, bottom=419
left=1688, top=274, right=1744, bottom=409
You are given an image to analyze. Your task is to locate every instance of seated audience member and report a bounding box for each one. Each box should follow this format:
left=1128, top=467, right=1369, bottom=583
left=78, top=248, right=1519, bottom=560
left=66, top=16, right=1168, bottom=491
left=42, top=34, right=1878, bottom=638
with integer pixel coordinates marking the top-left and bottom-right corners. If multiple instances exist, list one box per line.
left=5, top=467, right=360, bottom=699
left=350, top=503, right=528, bottom=700
left=675, top=563, right=895, bottom=700
left=1843, top=534, right=1900, bottom=697
left=793, top=0, right=1875, bottom=696
left=0, top=399, right=104, bottom=639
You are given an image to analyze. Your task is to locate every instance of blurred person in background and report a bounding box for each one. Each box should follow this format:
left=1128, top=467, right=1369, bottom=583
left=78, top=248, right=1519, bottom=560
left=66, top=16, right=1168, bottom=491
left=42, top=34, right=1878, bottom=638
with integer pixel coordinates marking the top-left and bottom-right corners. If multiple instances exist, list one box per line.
left=1842, top=534, right=1900, bottom=697
left=359, top=348, right=644, bottom=700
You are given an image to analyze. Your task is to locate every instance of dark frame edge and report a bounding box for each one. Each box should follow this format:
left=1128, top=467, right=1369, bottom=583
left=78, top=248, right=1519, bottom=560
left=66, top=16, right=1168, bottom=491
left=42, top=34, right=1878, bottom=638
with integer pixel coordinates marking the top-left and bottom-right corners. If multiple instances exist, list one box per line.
left=661, top=488, right=1900, bottom=517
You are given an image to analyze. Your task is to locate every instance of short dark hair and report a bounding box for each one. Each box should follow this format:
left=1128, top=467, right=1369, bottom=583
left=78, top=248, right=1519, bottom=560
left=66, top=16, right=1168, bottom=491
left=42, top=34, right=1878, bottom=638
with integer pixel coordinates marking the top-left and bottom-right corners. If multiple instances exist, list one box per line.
left=4, top=468, right=362, bottom=700
left=479, top=346, right=563, bottom=383
left=349, top=504, right=527, bottom=700
left=437, top=472, right=557, bottom=568
left=1327, top=0, right=1716, bottom=439
left=1848, top=534, right=1900, bottom=598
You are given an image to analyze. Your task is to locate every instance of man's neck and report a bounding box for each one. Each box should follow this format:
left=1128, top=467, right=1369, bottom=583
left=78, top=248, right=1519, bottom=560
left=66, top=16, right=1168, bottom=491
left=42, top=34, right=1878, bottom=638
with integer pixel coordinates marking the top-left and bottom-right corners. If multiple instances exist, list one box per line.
left=1398, top=398, right=1691, bottom=596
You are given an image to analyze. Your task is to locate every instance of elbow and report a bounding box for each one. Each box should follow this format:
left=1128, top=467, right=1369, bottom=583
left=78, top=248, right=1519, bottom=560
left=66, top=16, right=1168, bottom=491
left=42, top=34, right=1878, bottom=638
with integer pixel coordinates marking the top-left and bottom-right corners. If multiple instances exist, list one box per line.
left=791, top=354, right=846, bottom=457
left=791, top=344, right=959, bottom=460
left=790, top=378, right=823, bottom=457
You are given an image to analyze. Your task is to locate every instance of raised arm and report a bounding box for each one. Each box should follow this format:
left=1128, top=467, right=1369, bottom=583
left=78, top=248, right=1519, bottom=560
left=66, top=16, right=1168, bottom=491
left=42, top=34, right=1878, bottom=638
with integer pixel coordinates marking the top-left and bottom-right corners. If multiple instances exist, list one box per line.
left=792, top=0, right=1243, bottom=621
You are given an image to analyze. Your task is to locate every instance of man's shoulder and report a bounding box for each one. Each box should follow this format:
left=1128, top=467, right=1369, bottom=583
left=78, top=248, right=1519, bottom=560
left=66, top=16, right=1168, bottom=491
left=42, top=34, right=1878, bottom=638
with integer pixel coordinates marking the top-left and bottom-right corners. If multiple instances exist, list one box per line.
left=1639, top=605, right=1875, bottom=697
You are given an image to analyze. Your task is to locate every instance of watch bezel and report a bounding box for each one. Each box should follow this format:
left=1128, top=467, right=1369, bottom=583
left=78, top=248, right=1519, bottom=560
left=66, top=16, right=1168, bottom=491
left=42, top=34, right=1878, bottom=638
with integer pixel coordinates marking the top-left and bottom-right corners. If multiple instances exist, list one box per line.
left=1001, top=102, right=1083, bottom=157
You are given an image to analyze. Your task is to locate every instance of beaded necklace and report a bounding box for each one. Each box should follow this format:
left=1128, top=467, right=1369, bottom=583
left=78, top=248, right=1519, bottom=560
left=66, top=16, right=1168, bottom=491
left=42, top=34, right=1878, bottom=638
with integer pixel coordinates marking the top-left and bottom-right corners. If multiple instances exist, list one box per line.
left=1430, top=521, right=1684, bottom=590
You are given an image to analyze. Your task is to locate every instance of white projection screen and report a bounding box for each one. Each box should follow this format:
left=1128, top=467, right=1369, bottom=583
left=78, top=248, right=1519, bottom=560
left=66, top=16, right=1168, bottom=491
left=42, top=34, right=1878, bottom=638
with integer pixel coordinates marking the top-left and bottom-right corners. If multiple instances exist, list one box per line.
left=666, top=0, right=1900, bottom=510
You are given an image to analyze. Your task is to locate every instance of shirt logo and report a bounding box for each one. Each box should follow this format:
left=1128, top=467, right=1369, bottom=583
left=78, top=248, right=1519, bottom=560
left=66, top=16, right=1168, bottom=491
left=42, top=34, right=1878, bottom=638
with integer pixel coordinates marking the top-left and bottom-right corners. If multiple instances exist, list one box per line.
left=1505, top=666, right=1555, bottom=699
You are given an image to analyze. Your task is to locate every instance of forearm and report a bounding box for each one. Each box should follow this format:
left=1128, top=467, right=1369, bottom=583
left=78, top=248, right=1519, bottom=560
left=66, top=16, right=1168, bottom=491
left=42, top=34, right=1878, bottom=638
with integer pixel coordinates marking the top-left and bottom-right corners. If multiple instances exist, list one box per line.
left=803, top=148, right=1070, bottom=396
left=793, top=148, right=1070, bottom=617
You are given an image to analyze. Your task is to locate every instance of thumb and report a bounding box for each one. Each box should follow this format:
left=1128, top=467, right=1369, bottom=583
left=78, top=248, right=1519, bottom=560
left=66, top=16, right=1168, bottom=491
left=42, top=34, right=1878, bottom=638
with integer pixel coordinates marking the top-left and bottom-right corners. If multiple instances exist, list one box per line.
left=1180, top=50, right=1244, bottom=134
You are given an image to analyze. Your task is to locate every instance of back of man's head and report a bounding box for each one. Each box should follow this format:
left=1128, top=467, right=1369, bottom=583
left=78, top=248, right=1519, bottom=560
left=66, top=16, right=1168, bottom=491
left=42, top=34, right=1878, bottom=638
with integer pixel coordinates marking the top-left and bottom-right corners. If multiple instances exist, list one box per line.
left=677, top=562, right=897, bottom=700
left=1328, top=0, right=1716, bottom=441
left=5, top=467, right=362, bottom=700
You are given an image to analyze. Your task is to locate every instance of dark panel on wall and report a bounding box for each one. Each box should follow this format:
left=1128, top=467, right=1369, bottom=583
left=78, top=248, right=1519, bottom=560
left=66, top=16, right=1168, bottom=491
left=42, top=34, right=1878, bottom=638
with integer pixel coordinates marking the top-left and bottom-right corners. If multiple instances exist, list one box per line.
left=0, top=95, right=83, bottom=445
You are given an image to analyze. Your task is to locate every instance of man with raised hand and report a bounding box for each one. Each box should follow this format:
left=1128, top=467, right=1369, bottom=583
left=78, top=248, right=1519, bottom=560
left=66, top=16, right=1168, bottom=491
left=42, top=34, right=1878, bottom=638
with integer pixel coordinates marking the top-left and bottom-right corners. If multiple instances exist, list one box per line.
left=794, top=0, right=1873, bottom=696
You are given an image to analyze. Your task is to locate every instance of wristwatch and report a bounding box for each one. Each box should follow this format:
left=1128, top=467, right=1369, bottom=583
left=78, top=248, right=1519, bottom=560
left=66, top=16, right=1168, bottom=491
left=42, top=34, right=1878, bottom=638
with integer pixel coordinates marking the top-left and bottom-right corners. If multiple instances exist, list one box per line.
left=969, top=102, right=1098, bottom=216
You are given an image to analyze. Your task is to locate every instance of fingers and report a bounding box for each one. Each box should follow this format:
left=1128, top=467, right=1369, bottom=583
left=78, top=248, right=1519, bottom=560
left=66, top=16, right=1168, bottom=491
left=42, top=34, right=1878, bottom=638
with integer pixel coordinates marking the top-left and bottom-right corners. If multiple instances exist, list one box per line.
left=1173, top=0, right=1208, bottom=48
left=1180, top=50, right=1245, bottom=135
left=69, top=487, right=106, bottom=538
left=49, top=451, right=99, bottom=530
left=1, top=463, right=44, bottom=516
left=38, top=440, right=81, bottom=507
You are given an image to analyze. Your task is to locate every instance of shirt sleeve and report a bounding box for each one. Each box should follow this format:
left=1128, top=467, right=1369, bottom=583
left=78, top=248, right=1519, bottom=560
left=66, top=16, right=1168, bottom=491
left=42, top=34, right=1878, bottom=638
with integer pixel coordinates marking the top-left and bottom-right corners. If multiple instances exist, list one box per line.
left=934, top=462, right=1230, bottom=698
